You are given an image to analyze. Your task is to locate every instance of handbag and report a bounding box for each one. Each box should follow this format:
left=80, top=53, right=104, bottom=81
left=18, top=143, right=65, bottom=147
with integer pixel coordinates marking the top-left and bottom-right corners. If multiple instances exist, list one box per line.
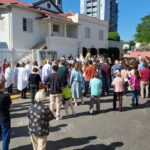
left=128, top=84, right=135, bottom=91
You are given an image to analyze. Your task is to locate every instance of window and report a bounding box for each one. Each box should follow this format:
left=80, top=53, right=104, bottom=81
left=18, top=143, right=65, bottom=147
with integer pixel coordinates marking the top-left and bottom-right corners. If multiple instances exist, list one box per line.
left=0, top=17, right=6, bottom=31
left=53, top=24, right=60, bottom=32
left=23, top=18, right=33, bottom=33
left=47, top=3, right=51, bottom=9
left=99, top=30, right=104, bottom=40
left=85, top=27, right=90, bottom=39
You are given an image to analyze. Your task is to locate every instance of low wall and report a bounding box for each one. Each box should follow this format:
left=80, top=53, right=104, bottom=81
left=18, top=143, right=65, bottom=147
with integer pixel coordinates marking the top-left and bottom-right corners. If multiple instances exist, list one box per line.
left=129, top=51, right=150, bottom=58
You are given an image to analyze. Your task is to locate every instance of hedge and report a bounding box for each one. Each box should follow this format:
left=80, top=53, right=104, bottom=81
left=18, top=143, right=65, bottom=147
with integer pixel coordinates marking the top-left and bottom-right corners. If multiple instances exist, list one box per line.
left=90, top=48, right=97, bottom=56
left=108, top=47, right=120, bottom=59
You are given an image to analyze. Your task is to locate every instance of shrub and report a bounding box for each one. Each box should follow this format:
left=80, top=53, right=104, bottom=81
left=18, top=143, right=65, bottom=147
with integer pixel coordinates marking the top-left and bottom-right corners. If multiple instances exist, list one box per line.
left=108, top=32, right=120, bottom=41
left=90, top=48, right=97, bottom=56
left=99, top=48, right=108, bottom=55
left=108, top=47, right=120, bottom=59
left=82, top=47, right=87, bottom=58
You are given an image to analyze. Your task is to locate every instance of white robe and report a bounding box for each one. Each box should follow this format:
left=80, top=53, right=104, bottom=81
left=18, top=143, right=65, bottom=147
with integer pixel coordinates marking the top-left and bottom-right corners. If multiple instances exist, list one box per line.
left=17, top=67, right=28, bottom=91
left=13, top=67, right=19, bottom=88
left=42, top=64, right=52, bottom=82
left=5, top=67, right=14, bottom=88
left=25, top=64, right=32, bottom=79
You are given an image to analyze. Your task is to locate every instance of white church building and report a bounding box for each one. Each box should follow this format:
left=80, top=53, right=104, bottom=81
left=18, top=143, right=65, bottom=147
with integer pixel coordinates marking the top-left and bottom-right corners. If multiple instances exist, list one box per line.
left=0, top=0, right=108, bottom=61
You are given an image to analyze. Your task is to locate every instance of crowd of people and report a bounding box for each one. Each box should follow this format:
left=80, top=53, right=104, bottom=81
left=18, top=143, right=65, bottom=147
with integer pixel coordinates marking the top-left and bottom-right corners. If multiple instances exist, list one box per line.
left=0, top=53, right=150, bottom=150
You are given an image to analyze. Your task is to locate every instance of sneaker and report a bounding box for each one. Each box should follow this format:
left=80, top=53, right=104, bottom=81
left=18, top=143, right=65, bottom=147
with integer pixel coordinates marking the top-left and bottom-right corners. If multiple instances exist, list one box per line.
left=81, top=101, right=84, bottom=104
left=61, top=105, right=65, bottom=109
left=89, top=110, right=93, bottom=115
left=131, top=102, right=134, bottom=107
left=135, top=102, right=139, bottom=106
left=96, top=110, right=100, bottom=114
left=74, top=103, right=78, bottom=106
left=56, top=116, right=62, bottom=121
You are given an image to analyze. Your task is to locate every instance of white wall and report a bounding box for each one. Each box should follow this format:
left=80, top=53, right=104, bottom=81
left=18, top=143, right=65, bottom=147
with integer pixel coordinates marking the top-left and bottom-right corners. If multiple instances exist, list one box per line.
left=46, top=36, right=78, bottom=58
left=12, top=7, right=48, bottom=49
left=46, top=14, right=108, bottom=58
left=77, top=14, right=108, bottom=50
left=0, top=8, right=12, bottom=49
left=67, top=25, right=78, bottom=38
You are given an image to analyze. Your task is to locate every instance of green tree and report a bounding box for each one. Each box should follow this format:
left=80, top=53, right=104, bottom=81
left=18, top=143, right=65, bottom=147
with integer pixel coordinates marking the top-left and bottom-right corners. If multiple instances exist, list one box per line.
left=128, top=40, right=135, bottom=47
left=108, top=32, right=120, bottom=41
left=135, top=14, right=150, bottom=43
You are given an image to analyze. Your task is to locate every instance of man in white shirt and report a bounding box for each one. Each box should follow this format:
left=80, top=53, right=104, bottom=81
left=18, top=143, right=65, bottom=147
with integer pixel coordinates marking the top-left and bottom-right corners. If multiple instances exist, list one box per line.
left=17, top=63, right=28, bottom=99
left=42, top=60, right=52, bottom=83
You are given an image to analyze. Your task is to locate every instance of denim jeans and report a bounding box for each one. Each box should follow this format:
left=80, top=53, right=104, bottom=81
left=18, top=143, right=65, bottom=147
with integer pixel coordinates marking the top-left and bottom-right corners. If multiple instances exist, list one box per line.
left=0, top=121, right=11, bottom=150
left=102, top=78, right=110, bottom=95
left=131, top=89, right=139, bottom=103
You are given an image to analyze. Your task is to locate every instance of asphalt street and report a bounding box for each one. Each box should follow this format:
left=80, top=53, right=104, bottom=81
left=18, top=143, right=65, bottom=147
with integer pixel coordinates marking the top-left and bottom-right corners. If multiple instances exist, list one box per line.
left=1, top=93, right=150, bottom=150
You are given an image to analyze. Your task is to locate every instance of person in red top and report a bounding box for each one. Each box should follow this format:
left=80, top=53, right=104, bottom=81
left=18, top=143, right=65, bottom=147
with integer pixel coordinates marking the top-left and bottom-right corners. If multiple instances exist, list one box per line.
left=84, top=60, right=96, bottom=96
left=140, top=62, right=150, bottom=99
left=1, top=59, right=7, bottom=80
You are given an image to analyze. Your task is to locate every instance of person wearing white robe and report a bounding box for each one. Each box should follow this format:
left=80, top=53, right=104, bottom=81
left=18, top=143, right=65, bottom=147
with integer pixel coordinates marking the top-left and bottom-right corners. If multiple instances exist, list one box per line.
left=42, top=60, right=52, bottom=83
left=13, top=63, right=20, bottom=88
left=25, top=61, right=32, bottom=78
left=17, top=63, right=28, bottom=99
left=25, top=61, right=32, bottom=89
left=5, top=63, right=14, bottom=93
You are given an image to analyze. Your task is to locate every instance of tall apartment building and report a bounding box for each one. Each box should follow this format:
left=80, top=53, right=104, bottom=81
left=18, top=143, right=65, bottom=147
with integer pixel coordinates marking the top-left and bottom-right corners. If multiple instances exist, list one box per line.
left=80, top=0, right=118, bottom=32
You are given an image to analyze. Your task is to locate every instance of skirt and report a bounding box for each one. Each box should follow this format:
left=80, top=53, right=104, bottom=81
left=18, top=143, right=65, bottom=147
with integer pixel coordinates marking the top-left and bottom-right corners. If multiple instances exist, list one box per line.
left=71, top=81, right=82, bottom=99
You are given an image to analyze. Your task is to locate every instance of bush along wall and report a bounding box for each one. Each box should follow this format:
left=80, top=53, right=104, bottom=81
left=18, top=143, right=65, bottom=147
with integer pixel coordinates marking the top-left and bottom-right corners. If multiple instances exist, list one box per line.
left=108, top=47, right=120, bottom=59
left=90, top=48, right=97, bottom=56
left=99, top=48, right=108, bottom=57
left=82, top=47, right=88, bottom=58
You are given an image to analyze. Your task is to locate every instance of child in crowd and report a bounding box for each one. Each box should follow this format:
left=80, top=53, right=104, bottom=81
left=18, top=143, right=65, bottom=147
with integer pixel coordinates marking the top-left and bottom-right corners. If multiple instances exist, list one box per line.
left=89, top=72, right=102, bottom=114
left=62, top=82, right=75, bottom=116
left=129, top=70, right=140, bottom=107
left=112, top=72, right=124, bottom=111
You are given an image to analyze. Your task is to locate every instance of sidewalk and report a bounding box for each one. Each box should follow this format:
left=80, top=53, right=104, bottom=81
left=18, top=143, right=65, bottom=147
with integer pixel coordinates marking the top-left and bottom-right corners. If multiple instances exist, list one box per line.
left=10, top=91, right=31, bottom=100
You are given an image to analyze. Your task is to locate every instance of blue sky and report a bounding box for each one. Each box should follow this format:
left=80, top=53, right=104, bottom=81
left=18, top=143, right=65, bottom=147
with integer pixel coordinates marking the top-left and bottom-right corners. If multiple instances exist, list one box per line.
left=23, top=0, right=150, bottom=41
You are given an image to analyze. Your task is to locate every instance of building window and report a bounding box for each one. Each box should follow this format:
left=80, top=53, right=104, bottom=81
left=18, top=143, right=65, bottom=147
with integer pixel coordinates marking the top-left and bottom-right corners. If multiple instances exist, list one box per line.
left=0, top=17, right=6, bottom=31
left=47, top=3, right=51, bottom=9
left=23, top=18, right=33, bottom=33
left=53, top=24, right=60, bottom=32
left=99, top=30, right=104, bottom=40
left=85, top=27, right=90, bottom=39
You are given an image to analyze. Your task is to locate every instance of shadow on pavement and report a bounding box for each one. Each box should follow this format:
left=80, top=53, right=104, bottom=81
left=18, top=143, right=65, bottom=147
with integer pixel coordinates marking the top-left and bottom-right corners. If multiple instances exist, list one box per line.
left=74, top=142, right=124, bottom=150
left=100, top=98, right=113, bottom=103
left=50, top=124, right=68, bottom=132
left=11, top=112, right=28, bottom=119
left=11, top=124, right=68, bottom=139
left=11, top=107, right=29, bottom=112
left=11, top=126, right=29, bottom=139
left=122, top=99, right=150, bottom=112
left=11, top=136, right=97, bottom=150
